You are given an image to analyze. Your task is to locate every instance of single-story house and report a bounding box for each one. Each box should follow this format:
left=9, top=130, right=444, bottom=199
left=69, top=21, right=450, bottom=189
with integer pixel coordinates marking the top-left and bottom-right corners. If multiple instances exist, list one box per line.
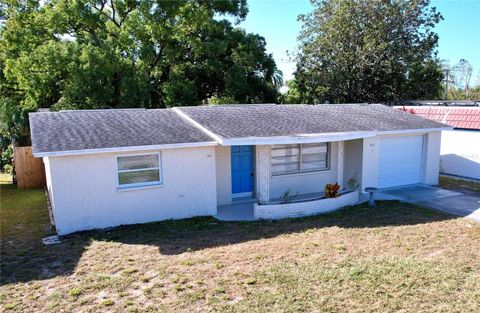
left=30, top=104, right=449, bottom=235
left=396, top=106, right=480, bottom=180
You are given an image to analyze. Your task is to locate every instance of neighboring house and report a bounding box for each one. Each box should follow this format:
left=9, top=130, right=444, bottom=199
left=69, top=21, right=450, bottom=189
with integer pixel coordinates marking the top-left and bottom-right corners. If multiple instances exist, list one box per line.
left=29, top=104, right=449, bottom=235
left=396, top=106, right=480, bottom=180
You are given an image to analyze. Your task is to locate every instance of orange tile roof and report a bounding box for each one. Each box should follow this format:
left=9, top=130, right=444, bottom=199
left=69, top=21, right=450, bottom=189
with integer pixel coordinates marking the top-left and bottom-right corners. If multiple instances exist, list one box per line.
left=395, top=106, right=480, bottom=130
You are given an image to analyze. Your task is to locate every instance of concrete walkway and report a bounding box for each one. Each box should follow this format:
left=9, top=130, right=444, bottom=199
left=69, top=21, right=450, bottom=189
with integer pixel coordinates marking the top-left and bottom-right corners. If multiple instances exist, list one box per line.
left=378, top=184, right=480, bottom=222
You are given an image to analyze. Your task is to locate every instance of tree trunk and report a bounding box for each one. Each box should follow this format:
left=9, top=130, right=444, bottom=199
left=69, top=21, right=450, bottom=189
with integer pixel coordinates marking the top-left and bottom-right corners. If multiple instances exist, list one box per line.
left=111, top=72, right=123, bottom=107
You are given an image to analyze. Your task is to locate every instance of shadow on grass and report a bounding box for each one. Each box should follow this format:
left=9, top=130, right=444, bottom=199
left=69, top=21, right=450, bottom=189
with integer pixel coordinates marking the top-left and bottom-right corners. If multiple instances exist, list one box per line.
left=1, top=184, right=89, bottom=286
left=1, top=182, right=455, bottom=286
left=102, top=201, right=455, bottom=256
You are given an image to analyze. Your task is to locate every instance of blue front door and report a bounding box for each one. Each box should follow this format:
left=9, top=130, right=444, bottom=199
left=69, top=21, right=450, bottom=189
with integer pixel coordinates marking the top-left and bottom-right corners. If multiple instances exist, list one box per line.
left=231, top=146, right=254, bottom=196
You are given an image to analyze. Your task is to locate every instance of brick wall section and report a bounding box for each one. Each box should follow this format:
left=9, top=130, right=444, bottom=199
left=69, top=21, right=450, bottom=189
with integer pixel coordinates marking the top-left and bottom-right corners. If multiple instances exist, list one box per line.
left=215, top=146, right=232, bottom=205
left=254, top=191, right=359, bottom=219
left=337, top=141, right=344, bottom=187
left=255, top=145, right=271, bottom=204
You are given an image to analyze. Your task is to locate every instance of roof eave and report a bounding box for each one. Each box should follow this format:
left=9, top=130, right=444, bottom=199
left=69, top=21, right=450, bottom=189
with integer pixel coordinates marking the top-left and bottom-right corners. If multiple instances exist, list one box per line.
left=218, top=127, right=452, bottom=146
left=34, top=141, right=218, bottom=158
left=376, top=126, right=453, bottom=135
left=34, top=127, right=452, bottom=156
left=219, top=131, right=377, bottom=146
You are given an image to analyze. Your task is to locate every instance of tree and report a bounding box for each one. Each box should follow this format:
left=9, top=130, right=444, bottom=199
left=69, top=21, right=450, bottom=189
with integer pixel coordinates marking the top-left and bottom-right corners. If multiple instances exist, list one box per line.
left=280, top=79, right=303, bottom=104
left=453, top=59, right=473, bottom=96
left=441, top=59, right=476, bottom=100
left=403, top=59, right=444, bottom=100
left=294, top=0, right=443, bottom=103
left=0, top=0, right=280, bottom=113
left=0, top=0, right=283, bottom=157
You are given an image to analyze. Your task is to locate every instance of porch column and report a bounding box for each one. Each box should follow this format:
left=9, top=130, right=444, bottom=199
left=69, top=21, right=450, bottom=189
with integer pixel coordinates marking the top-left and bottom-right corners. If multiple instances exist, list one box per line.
left=423, top=131, right=441, bottom=185
left=337, top=141, right=344, bottom=188
left=361, top=136, right=379, bottom=191
left=255, top=145, right=270, bottom=204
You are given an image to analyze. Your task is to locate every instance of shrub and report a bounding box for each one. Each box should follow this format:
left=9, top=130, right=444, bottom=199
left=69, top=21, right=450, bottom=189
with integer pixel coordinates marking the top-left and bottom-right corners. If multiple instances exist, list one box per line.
left=281, top=188, right=299, bottom=203
left=4, top=163, right=13, bottom=174
left=1, top=144, right=13, bottom=171
left=324, top=183, right=340, bottom=198
left=347, top=172, right=359, bottom=190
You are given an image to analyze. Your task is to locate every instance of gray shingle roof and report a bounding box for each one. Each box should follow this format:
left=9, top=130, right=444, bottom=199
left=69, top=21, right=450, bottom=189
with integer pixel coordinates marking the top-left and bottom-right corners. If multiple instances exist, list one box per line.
left=29, top=109, right=214, bottom=155
left=30, top=104, right=448, bottom=156
left=178, top=104, right=447, bottom=139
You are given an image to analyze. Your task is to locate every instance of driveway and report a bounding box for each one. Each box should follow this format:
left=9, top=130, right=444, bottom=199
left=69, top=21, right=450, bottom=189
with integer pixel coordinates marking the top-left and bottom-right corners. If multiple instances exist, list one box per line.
left=378, top=184, right=480, bottom=222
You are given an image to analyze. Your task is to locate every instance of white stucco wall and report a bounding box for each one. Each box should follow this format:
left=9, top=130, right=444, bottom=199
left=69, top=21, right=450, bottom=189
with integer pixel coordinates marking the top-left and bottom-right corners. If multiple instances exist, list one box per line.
left=43, top=157, right=56, bottom=219
left=47, top=146, right=217, bottom=235
left=440, top=130, right=480, bottom=180
left=361, top=136, right=379, bottom=191
left=343, top=139, right=363, bottom=189
left=215, top=146, right=232, bottom=205
left=269, top=142, right=339, bottom=199
left=423, top=131, right=441, bottom=185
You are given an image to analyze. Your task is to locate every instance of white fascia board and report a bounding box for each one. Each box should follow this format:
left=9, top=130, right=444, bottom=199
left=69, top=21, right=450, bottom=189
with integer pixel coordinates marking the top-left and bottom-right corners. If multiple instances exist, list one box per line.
left=218, top=127, right=452, bottom=146
left=33, top=141, right=218, bottom=158
left=220, top=131, right=377, bottom=146
left=172, top=108, right=225, bottom=143
left=377, top=127, right=453, bottom=135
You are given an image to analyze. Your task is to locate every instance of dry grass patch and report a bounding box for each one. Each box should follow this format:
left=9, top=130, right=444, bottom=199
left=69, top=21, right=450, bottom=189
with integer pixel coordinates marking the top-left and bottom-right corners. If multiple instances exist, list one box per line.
left=1, top=183, right=479, bottom=312
left=0, top=172, right=12, bottom=184
left=439, top=175, right=480, bottom=194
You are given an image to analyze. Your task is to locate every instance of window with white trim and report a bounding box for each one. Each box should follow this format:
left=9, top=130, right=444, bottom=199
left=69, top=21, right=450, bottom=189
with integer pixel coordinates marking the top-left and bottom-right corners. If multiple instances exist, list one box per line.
left=116, top=153, right=162, bottom=189
left=271, top=143, right=329, bottom=176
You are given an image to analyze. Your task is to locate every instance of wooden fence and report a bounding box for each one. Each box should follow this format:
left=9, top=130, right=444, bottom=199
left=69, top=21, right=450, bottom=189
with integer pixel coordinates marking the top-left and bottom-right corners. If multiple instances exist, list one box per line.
left=13, top=146, right=46, bottom=189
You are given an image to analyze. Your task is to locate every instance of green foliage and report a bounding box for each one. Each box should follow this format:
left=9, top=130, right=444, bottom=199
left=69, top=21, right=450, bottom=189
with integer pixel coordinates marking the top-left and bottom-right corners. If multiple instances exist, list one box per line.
left=0, top=0, right=281, bottom=150
left=346, top=172, right=359, bottom=190
left=0, top=95, right=31, bottom=168
left=295, top=0, right=444, bottom=103
left=207, top=96, right=237, bottom=105
left=279, top=79, right=303, bottom=104
left=444, top=86, right=480, bottom=100
left=1, top=145, right=13, bottom=173
left=403, top=59, right=445, bottom=100
left=0, top=97, right=31, bottom=146
left=4, top=163, right=13, bottom=174
left=0, top=0, right=279, bottom=110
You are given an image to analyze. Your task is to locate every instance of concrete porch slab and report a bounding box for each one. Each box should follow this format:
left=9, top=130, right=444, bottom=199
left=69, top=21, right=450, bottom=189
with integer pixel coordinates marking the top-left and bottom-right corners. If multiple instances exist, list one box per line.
left=215, top=202, right=255, bottom=221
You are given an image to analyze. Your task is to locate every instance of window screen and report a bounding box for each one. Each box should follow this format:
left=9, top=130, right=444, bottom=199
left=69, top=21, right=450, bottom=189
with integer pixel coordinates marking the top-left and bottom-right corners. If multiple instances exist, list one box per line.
left=271, top=143, right=329, bottom=176
left=117, top=154, right=162, bottom=188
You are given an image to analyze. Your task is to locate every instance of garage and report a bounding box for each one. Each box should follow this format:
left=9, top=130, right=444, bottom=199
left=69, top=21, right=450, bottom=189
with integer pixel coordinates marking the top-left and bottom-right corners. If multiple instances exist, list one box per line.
left=378, top=135, right=424, bottom=188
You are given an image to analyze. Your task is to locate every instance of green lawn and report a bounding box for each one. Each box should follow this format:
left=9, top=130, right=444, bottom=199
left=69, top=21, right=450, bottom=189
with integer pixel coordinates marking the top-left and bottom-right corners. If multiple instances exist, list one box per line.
left=1, top=182, right=479, bottom=312
left=439, top=175, right=480, bottom=194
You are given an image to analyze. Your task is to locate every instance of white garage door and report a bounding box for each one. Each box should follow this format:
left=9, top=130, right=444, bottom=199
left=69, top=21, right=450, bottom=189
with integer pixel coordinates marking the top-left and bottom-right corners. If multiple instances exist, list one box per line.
left=378, top=136, right=424, bottom=188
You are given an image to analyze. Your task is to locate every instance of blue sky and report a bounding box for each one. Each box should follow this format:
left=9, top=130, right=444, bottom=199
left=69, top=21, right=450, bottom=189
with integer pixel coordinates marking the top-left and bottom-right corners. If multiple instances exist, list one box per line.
left=233, top=0, right=480, bottom=84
